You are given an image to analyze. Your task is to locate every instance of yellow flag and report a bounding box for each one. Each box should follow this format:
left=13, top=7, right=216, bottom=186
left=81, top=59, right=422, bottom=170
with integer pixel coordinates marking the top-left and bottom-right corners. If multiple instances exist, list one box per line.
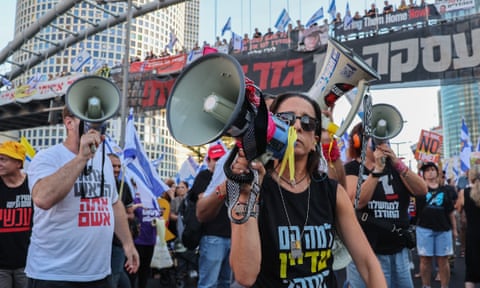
left=20, top=136, right=36, bottom=161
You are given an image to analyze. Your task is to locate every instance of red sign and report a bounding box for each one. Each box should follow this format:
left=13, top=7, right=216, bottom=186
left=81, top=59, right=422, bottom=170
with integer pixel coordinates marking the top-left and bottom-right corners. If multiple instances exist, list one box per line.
left=414, top=129, right=443, bottom=163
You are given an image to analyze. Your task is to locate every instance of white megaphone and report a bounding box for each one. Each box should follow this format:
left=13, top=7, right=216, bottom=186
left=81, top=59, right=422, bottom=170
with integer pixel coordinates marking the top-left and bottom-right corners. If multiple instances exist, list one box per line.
left=65, top=75, right=121, bottom=133
left=370, top=103, right=404, bottom=143
left=166, top=53, right=289, bottom=163
left=308, top=38, right=381, bottom=137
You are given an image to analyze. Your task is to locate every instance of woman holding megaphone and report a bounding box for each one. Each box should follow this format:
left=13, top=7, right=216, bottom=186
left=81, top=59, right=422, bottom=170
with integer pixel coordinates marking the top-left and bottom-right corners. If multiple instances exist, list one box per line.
left=223, top=92, right=387, bottom=287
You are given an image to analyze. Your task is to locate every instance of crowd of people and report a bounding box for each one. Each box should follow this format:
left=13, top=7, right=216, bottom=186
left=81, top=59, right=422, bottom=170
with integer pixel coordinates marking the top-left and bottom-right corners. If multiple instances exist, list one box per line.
left=1, top=87, right=479, bottom=288
left=1, top=3, right=479, bottom=288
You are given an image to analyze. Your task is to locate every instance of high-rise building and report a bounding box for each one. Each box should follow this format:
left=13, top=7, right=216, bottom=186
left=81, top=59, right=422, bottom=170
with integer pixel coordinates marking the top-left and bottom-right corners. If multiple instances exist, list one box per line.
left=440, top=82, right=480, bottom=158
left=13, top=0, right=199, bottom=179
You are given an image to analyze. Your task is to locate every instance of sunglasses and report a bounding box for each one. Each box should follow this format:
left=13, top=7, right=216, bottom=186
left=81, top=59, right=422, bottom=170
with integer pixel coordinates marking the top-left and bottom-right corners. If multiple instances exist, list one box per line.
left=275, top=112, right=318, bottom=131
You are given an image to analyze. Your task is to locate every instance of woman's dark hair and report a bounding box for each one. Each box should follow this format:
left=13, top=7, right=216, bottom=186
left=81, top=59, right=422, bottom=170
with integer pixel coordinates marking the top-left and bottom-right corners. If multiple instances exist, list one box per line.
left=269, top=92, right=323, bottom=177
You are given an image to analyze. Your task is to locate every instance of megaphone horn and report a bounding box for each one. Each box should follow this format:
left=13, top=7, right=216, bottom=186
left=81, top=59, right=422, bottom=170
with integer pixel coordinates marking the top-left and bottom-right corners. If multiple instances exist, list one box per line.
left=166, top=53, right=290, bottom=163
left=370, top=103, right=404, bottom=141
left=308, top=37, right=381, bottom=137
left=65, top=75, right=121, bottom=126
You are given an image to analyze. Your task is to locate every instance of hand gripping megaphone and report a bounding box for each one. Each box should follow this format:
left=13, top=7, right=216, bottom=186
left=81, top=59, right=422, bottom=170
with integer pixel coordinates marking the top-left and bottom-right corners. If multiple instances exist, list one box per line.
left=308, top=38, right=381, bottom=137
left=166, top=53, right=290, bottom=167
left=65, top=75, right=121, bottom=151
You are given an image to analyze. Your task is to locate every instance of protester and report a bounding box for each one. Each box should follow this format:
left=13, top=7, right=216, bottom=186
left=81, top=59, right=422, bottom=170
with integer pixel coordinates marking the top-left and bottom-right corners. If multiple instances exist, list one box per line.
left=456, top=166, right=480, bottom=287
left=130, top=178, right=161, bottom=288
left=0, top=141, right=32, bottom=288
left=108, top=153, right=137, bottom=288
left=193, top=144, right=231, bottom=288
left=416, top=162, right=456, bottom=288
left=344, top=122, right=427, bottom=288
left=25, top=106, right=139, bottom=287
left=225, top=92, right=387, bottom=287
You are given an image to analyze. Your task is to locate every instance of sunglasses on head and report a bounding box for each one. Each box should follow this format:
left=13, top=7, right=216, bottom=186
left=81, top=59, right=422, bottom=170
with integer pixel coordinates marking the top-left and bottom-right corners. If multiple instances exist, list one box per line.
left=275, top=112, right=318, bottom=132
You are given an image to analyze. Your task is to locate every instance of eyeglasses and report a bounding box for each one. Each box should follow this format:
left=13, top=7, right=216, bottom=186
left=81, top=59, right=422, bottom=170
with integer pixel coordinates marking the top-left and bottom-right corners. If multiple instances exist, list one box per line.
left=275, top=112, right=318, bottom=132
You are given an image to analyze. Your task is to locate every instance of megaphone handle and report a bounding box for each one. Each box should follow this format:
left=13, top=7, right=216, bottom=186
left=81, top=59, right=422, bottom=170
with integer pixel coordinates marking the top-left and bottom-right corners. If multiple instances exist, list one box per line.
left=334, top=79, right=368, bottom=138
left=223, top=145, right=254, bottom=184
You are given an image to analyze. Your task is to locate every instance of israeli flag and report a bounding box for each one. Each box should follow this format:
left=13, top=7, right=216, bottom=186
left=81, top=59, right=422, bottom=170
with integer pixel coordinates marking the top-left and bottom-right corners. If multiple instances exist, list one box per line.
left=305, top=7, right=324, bottom=28
left=0, top=76, right=12, bottom=88
left=275, top=8, right=291, bottom=32
left=328, top=0, right=336, bottom=19
left=221, top=17, right=232, bottom=36
left=71, top=49, right=91, bottom=72
left=460, top=118, right=472, bottom=173
left=232, top=31, right=243, bottom=50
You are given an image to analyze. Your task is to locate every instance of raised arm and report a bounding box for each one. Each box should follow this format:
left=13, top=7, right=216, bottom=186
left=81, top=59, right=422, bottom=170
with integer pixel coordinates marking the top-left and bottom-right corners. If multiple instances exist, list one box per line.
left=31, top=130, right=101, bottom=210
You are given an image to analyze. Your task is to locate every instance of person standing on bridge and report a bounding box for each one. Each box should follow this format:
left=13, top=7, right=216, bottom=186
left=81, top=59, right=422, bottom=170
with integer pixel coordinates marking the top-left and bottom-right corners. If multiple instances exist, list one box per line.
left=344, top=124, right=427, bottom=288
left=25, top=106, right=139, bottom=287
left=0, top=141, right=32, bottom=288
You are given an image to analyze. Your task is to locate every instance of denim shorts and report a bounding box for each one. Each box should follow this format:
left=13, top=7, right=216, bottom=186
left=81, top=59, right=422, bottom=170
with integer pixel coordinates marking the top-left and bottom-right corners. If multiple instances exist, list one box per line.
left=416, top=226, right=453, bottom=257
left=346, top=248, right=413, bottom=288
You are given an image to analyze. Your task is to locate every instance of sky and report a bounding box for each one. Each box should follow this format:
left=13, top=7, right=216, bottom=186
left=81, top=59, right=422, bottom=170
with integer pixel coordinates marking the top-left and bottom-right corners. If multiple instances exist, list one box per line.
left=0, top=0, right=439, bottom=169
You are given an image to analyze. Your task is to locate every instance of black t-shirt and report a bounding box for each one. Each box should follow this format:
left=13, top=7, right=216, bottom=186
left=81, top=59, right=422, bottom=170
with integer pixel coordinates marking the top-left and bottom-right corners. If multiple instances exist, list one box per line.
left=416, top=185, right=455, bottom=231
left=190, top=169, right=231, bottom=238
left=344, top=160, right=412, bottom=254
left=254, top=174, right=337, bottom=287
left=112, top=180, right=134, bottom=246
left=0, top=176, right=32, bottom=269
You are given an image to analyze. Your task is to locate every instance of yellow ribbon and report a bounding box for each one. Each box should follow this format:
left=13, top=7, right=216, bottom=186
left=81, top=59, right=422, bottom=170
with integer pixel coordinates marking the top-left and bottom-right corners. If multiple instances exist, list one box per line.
left=278, top=126, right=297, bottom=184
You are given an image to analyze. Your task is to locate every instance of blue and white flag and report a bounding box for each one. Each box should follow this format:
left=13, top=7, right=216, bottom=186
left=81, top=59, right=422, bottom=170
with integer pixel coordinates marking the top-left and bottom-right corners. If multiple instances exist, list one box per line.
left=344, top=2, right=353, bottom=28
left=328, top=0, right=337, bottom=19
left=166, top=31, right=177, bottom=52
left=339, top=120, right=349, bottom=162
left=26, top=73, right=45, bottom=88
left=175, top=156, right=199, bottom=188
left=460, top=118, right=472, bottom=173
left=305, top=7, right=324, bottom=28
left=221, top=17, right=232, bottom=36
left=0, top=76, right=12, bottom=88
left=124, top=108, right=169, bottom=209
left=232, top=31, right=243, bottom=51
left=91, top=59, right=106, bottom=74
left=71, top=49, right=91, bottom=72
left=275, top=8, right=291, bottom=32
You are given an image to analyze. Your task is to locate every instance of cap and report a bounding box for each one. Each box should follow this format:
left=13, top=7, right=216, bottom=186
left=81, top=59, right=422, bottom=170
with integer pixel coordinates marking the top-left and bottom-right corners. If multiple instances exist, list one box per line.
left=420, top=161, right=438, bottom=172
left=208, top=144, right=226, bottom=159
left=0, top=141, right=26, bottom=162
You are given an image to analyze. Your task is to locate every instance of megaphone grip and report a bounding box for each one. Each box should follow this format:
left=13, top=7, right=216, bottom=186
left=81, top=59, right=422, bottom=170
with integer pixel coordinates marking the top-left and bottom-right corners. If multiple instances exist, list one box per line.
left=223, top=146, right=254, bottom=184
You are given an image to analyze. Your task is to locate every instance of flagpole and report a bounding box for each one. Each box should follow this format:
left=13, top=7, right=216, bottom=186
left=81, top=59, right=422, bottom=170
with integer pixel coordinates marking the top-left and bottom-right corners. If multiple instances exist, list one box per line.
left=269, top=0, right=272, bottom=28
left=214, top=0, right=218, bottom=41
left=120, top=0, right=133, bottom=148
left=249, top=0, right=252, bottom=35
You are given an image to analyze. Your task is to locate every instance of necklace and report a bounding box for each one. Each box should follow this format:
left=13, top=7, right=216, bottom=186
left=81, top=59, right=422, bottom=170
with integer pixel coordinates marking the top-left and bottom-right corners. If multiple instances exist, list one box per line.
left=277, top=181, right=311, bottom=259
left=279, top=173, right=308, bottom=187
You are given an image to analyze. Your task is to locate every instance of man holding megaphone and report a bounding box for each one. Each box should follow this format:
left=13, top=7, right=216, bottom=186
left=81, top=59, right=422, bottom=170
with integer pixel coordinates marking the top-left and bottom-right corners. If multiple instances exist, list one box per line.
left=344, top=114, right=428, bottom=288
left=24, top=81, right=139, bottom=287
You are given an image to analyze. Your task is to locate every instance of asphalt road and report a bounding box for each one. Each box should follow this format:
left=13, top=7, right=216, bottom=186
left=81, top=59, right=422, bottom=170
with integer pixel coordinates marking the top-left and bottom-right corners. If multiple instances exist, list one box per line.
left=145, top=247, right=478, bottom=288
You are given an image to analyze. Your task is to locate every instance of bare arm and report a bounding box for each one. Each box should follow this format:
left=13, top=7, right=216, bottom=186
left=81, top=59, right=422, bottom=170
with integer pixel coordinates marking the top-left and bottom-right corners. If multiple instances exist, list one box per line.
left=196, top=185, right=226, bottom=222
left=228, top=151, right=263, bottom=287
left=455, top=189, right=464, bottom=213
left=113, top=200, right=140, bottom=274
left=32, top=153, right=89, bottom=210
left=336, top=185, right=387, bottom=287
left=31, top=131, right=100, bottom=210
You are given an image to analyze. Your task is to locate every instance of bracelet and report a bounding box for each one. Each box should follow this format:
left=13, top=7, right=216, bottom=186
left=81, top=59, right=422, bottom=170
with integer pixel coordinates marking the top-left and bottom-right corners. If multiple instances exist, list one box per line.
left=216, top=186, right=226, bottom=200
left=371, top=172, right=383, bottom=178
left=233, top=202, right=259, bottom=218
left=394, top=161, right=408, bottom=174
